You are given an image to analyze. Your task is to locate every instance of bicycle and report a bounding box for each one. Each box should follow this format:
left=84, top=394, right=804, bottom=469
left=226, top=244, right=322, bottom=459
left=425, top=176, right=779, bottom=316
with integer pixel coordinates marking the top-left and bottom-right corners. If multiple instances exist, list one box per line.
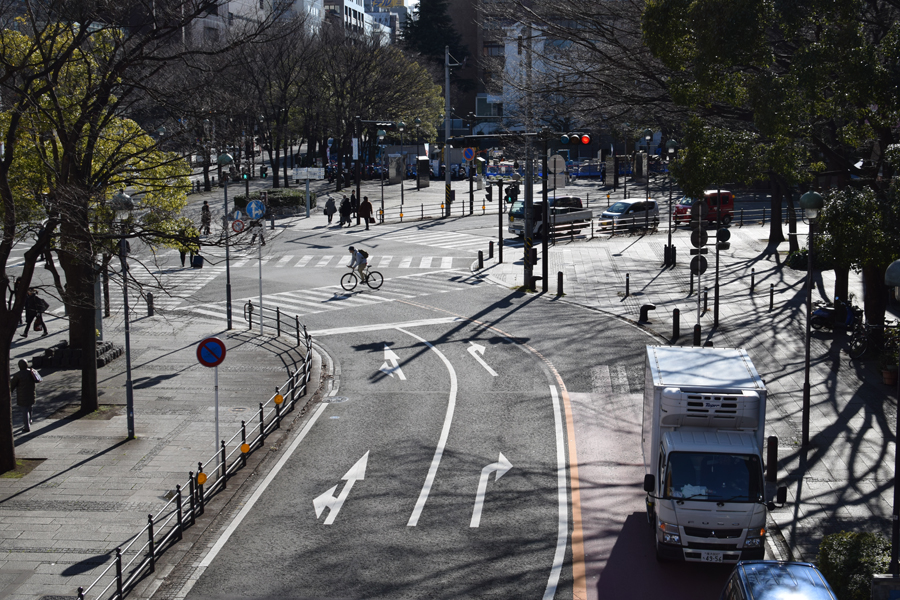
left=849, top=318, right=899, bottom=359
left=341, top=266, right=383, bottom=291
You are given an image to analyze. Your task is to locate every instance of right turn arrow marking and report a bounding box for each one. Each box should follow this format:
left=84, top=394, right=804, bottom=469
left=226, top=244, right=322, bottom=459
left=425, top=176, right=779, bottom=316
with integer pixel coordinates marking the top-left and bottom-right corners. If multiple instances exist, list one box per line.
left=470, top=452, right=513, bottom=528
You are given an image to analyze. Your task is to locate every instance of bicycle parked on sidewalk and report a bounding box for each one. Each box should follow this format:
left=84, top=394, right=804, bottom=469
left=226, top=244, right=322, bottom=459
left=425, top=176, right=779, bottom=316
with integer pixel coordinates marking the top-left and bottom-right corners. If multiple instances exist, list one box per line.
left=849, top=318, right=899, bottom=359
left=341, top=266, right=383, bottom=291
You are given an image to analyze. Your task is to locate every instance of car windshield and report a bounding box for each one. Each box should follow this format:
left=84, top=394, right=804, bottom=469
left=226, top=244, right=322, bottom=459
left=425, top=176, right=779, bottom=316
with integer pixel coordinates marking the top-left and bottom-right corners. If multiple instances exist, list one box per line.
left=510, top=200, right=526, bottom=218
left=664, top=452, right=763, bottom=502
left=607, top=201, right=631, bottom=214
left=678, top=196, right=696, bottom=207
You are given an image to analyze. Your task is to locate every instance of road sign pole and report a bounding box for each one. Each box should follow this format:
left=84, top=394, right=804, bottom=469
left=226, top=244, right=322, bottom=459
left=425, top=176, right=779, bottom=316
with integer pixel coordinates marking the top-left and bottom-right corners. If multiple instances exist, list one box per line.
left=214, top=365, right=219, bottom=472
left=258, top=229, right=264, bottom=335
left=305, top=176, right=310, bottom=218
left=224, top=179, right=233, bottom=330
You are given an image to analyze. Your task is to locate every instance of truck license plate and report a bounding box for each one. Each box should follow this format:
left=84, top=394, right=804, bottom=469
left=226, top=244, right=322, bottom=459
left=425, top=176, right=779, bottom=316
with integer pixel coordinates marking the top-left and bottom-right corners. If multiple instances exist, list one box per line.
left=701, top=551, right=723, bottom=563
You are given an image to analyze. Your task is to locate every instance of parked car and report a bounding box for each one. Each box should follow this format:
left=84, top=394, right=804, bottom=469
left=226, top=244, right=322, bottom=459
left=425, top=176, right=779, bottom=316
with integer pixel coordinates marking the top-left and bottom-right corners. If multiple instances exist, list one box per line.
left=600, top=199, right=659, bottom=229
left=674, top=190, right=735, bottom=226
left=719, top=561, right=836, bottom=600
left=508, top=196, right=586, bottom=237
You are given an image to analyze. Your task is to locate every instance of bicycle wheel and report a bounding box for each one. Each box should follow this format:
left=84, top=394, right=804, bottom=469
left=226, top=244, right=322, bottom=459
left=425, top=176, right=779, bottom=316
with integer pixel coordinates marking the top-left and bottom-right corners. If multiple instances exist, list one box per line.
left=340, top=272, right=358, bottom=291
left=366, top=271, right=383, bottom=290
left=849, top=329, right=867, bottom=359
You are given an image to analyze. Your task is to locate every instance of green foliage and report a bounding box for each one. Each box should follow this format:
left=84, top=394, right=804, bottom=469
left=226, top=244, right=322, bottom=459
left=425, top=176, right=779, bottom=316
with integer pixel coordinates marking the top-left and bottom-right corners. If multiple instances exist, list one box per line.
left=233, top=189, right=316, bottom=211
left=402, top=0, right=467, bottom=63
left=817, top=531, right=889, bottom=600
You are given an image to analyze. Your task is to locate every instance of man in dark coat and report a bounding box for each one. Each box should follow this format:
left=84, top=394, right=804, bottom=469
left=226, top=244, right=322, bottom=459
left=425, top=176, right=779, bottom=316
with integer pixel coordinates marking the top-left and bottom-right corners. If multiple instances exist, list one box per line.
left=11, top=359, right=36, bottom=432
left=324, top=197, right=337, bottom=224
left=339, top=196, right=351, bottom=227
left=359, top=196, right=374, bottom=231
left=350, top=192, right=359, bottom=223
left=21, top=288, right=48, bottom=338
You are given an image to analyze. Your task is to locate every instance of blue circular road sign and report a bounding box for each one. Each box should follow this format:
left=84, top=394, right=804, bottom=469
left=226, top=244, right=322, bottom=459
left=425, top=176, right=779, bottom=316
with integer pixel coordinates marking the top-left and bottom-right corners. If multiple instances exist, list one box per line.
left=463, top=148, right=475, bottom=162
left=246, top=200, right=266, bottom=220
left=197, top=337, right=227, bottom=367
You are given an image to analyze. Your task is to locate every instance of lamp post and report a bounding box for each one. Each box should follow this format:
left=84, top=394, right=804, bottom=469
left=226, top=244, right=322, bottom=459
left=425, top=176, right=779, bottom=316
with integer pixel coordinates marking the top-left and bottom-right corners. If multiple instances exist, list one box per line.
left=377, top=129, right=386, bottom=222
left=397, top=121, right=405, bottom=207
left=218, top=152, right=234, bottom=330
left=799, top=190, right=824, bottom=448
left=414, top=117, right=421, bottom=191
left=111, top=189, right=136, bottom=440
left=885, top=259, right=900, bottom=575
left=665, top=139, right=677, bottom=266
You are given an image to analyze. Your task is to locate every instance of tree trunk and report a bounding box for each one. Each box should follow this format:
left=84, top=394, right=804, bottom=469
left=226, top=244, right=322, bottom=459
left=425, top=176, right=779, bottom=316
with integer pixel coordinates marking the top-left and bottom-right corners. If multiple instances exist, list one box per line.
left=272, top=144, right=281, bottom=189
left=336, top=148, right=343, bottom=192
left=203, top=149, right=211, bottom=192
left=0, top=323, right=15, bottom=472
left=283, top=136, right=290, bottom=188
left=785, top=182, right=799, bottom=253
left=862, top=263, right=889, bottom=329
left=768, top=175, right=784, bottom=245
left=833, top=265, right=850, bottom=307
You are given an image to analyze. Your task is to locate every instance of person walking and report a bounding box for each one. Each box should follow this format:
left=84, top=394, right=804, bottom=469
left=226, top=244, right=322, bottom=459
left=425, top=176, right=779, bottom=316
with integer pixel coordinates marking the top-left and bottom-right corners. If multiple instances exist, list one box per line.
left=350, top=192, right=359, bottom=224
left=359, top=196, right=373, bottom=231
left=325, top=197, right=337, bottom=224
left=21, top=288, right=48, bottom=338
left=339, top=196, right=351, bottom=227
left=10, top=359, right=36, bottom=432
left=201, top=201, right=211, bottom=235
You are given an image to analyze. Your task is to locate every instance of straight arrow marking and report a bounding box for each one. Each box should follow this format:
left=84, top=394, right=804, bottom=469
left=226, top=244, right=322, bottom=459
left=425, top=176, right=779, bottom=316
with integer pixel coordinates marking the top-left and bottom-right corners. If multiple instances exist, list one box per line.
left=470, top=452, right=513, bottom=528
left=467, top=342, right=498, bottom=377
left=313, top=451, right=369, bottom=525
left=380, top=346, right=407, bottom=380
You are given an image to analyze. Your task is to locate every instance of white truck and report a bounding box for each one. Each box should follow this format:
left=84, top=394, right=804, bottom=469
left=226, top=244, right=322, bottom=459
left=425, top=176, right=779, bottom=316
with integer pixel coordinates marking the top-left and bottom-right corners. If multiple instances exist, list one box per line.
left=641, top=346, right=786, bottom=564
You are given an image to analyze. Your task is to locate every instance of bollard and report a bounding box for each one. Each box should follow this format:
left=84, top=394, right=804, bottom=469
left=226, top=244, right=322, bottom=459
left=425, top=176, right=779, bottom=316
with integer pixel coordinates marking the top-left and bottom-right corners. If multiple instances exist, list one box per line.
left=766, top=436, right=778, bottom=482
left=247, top=300, right=254, bottom=329
left=270, top=215, right=275, bottom=230
left=671, top=245, right=676, bottom=266
left=625, top=273, right=630, bottom=297
left=739, top=208, right=744, bottom=227
left=703, top=288, right=709, bottom=313
left=750, top=268, right=756, bottom=294
left=220, top=441, right=227, bottom=488
left=478, top=250, right=483, bottom=270
left=639, top=304, right=656, bottom=322
left=421, top=203, right=424, bottom=220
left=591, top=219, right=594, bottom=239
left=115, top=548, right=123, bottom=597
left=188, top=472, right=196, bottom=526
left=489, top=240, right=494, bottom=259
left=147, top=292, right=154, bottom=317
left=693, top=324, right=701, bottom=346
left=769, top=283, right=775, bottom=311
left=175, top=484, right=183, bottom=540
left=557, top=271, right=564, bottom=295
left=147, top=514, right=155, bottom=573
left=663, top=245, right=670, bottom=267
left=276, top=307, right=281, bottom=336
left=672, top=308, right=680, bottom=341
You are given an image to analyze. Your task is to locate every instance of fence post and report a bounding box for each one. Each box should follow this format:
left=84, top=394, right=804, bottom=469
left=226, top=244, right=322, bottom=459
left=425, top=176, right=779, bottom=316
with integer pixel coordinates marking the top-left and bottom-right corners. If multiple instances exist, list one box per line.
left=275, top=393, right=282, bottom=428
left=766, top=436, right=778, bottom=482
left=220, top=440, right=227, bottom=488
left=147, top=514, right=156, bottom=573
left=703, top=288, right=709, bottom=313
left=693, top=324, right=701, bottom=346
left=289, top=371, right=297, bottom=407
left=625, top=273, right=630, bottom=297
left=557, top=271, right=564, bottom=296
left=739, top=208, right=744, bottom=227
left=276, top=307, right=281, bottom=337
left=147, top=292, right=154, bottom=317
left=489, top=241, right=493, bottom=259
left=769, top=283, right=775, bottom=311
left=175, top=485, right=183, bottom=540
left=197, top=462, right=205, bottom=516
left=478, top=250, right=483, bottom=270
left=189, top=472, right=196, bottom=526
left=591, top=219, right=594, bottom=239
left=247, top=300, right=253, bottom=329
left=689, top=272, right=694, bottom=295
left=762, top=207, right=767, bottom=225
left=751, top=268, right=756, bottom=294
left=115, top=548, right=123, bottom=598
left=296, top=315, right=301, bottom=347
left=259, top=403, right=266, bottom=444
left=241, top=421, right=247, bottom=467
left=421, top=204, right=424, bottom=220
left=672, top=308, right=680, bottom=341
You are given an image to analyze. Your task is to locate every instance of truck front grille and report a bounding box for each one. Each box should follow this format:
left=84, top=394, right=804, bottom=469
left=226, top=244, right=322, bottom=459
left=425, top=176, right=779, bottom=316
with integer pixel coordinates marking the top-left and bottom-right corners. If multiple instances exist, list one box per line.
left=686, top=541, right=738, bottom=550
left=683, top=527, right=742, bottom=539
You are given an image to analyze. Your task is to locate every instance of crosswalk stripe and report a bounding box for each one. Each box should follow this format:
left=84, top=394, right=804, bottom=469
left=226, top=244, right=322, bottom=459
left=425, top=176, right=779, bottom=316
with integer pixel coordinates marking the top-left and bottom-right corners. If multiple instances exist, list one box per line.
left=399, top=257, right=413, bottom=268
left=294, top=256, right=313, bottom=268
left=276, top=256, right=293, bottom=267
left=232, top=259, right=250, bottom=268
left=420, top=257, right=433, bottom=268
left=377, top=256, right=393, bottom=268
left=315, top=255, right=334, bottom=268
left=441, top=257, right=453, bottom=268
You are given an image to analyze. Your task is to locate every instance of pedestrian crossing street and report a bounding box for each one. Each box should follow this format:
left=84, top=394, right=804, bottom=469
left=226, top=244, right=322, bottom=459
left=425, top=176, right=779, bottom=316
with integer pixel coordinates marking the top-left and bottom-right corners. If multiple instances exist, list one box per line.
left=178, top=270, right=486, bottom=321
left=343, top=227, right=493, bottom=253
left=226, top=253, right=467, bottom=269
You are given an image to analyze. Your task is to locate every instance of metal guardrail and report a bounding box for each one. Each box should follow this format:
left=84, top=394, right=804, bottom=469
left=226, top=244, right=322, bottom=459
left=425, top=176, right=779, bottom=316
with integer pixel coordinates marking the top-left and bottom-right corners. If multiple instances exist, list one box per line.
left=244, top=301, right=308, bottom=346
left=76, top=327, right=314, bottom=600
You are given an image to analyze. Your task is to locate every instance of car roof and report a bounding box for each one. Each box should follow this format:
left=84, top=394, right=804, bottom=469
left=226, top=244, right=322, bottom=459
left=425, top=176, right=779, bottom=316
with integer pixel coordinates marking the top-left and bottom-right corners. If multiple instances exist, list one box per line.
left=736, top=561, right=836, bottom=599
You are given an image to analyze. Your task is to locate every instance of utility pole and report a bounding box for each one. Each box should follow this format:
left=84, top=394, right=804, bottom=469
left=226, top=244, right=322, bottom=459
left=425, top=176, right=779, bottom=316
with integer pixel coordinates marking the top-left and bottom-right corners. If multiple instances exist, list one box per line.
left=444, top=46, right=452, bottom=218
left=523, top=25, right=534, bottom=290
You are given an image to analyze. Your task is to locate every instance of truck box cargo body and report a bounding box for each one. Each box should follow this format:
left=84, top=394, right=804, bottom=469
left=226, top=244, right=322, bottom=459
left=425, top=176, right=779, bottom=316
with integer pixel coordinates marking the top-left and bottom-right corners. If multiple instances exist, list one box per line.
left=641, top=346, right=781, bottom=564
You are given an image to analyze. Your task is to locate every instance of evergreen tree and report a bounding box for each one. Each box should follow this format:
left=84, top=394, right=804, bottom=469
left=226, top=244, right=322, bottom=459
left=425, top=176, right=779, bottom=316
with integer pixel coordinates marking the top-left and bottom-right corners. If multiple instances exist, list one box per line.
left=402, top=0, right=467, bottom=63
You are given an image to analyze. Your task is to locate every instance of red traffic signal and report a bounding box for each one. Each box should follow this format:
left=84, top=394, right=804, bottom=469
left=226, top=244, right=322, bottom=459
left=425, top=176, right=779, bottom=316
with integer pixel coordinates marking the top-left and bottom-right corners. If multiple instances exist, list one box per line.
left=580, top=134, right=591, bottom=145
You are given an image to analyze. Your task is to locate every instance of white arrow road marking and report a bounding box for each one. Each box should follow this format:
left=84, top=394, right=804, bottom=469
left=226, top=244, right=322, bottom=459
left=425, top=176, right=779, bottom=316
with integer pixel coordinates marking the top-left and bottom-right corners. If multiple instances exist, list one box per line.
left=467, top=342, right=498, bottom=377
left=379, top=345, right=407, bottom=379
left=313, top=451, right=369, bottom=525
left=469, top=453, right=513, bottom=528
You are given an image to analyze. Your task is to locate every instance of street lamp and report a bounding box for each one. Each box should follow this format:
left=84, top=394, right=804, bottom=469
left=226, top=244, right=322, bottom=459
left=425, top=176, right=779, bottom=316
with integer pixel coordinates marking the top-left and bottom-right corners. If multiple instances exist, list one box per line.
left=799, top=190, right=824, bottom=448
left=414, top=117, right=421, bottom=191
left=377, top=129, right=386, bottom=223
left=111, top=189, right=135, bottom=440
left=397, top=121, right=406, bottom=206
left=885, top=259, right=900, bottom=575
left=218, top=152, right=234, bottom=330
left=665, top=139, right=678, bottom=266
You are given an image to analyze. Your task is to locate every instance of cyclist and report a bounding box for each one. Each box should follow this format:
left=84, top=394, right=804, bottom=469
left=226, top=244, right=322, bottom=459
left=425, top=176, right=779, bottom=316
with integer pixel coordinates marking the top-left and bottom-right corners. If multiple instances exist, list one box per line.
left=347, top=246, right=368, bottom=282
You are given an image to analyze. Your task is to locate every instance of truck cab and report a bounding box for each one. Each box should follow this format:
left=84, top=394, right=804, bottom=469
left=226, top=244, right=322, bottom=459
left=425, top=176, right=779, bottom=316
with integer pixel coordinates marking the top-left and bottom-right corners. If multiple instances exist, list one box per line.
left=641, top=346, right=786, bottom=564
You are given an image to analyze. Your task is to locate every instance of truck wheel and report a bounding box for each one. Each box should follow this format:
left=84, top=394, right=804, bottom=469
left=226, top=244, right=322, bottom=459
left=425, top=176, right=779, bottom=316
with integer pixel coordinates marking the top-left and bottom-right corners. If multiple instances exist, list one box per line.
left=721, top=215, right=733, bottom=226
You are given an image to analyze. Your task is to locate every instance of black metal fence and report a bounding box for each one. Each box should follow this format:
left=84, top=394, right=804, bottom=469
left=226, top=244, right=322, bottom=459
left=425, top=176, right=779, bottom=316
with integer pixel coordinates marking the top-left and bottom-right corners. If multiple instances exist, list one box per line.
left=76, top=328, right=314, bottom=600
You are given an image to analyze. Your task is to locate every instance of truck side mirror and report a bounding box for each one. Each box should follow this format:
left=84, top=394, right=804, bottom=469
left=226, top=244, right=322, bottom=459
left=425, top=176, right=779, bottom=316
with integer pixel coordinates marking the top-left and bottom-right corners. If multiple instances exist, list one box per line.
left=643, top=474, right=655, bottom=493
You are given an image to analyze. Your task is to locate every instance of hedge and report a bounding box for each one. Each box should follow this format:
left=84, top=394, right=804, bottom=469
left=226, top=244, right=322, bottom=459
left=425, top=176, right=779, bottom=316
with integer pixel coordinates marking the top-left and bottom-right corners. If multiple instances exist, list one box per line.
left=817, top=530, right=890, bottom=600
left=233, top=189, right=316, bottom=212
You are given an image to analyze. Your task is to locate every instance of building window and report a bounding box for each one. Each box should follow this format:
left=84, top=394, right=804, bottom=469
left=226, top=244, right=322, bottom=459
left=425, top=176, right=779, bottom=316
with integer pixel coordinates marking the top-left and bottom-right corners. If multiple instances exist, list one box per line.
left=483, top=42, right=504, bottom=57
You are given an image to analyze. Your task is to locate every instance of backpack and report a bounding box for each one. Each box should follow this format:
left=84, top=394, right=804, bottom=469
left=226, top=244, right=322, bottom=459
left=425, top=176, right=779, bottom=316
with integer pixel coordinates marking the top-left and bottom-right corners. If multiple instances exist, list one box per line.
left=358, top=249, right=369, bottom=259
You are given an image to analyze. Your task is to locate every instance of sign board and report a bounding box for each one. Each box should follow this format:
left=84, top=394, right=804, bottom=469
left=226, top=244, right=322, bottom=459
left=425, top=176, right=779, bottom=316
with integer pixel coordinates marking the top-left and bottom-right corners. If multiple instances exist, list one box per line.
left=463, top=148, right=475, bottom=162
left=197, top=337, right=227, bottom=368
left=294, top=167, right=325, bottom=180
left=234, top=210, right=242, bottom=221
left=352, top=138, right=359, bottom=160
left=232, top=219, right=245, bottom=233
left=549, top=154, right=567, bottom=174
left=246, top=200, right=266, bottom=220
left=690, top=255, right=708, bottom=275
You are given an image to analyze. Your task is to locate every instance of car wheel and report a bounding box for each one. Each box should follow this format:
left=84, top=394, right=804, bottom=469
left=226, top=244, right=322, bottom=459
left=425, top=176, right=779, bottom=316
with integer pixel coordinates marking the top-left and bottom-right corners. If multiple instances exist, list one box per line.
left=721, top=215, right=733, bottom=226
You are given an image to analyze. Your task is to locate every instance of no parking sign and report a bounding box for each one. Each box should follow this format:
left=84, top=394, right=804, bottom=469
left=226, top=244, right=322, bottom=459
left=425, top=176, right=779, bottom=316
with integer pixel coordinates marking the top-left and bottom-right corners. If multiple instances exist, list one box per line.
left=197, top=337, right=226, bottom=367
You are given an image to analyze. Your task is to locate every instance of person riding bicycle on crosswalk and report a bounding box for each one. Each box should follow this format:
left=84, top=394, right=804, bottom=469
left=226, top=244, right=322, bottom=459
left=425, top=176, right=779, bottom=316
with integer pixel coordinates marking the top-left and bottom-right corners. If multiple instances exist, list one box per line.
left=347, top=246, right=368, bottom=281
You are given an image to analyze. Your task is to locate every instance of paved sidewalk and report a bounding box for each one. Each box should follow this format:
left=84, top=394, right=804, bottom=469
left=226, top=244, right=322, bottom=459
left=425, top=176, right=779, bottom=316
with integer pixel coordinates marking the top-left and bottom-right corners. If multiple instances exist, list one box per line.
left=0, top=311, right=322, bottom=600
left=476, top=219, right=898, bottom=563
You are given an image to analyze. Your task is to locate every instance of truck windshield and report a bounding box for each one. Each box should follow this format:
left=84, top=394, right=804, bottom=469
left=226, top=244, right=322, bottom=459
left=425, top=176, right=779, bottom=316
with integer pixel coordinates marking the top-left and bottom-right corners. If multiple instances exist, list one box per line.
left=510, top=201, right=526, bottom=218
left=664, top=453, right=763, bottom=502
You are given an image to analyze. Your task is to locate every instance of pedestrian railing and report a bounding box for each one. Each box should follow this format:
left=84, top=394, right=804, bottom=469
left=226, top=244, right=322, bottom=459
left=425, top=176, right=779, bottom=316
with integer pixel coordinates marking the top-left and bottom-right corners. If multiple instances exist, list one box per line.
left=76, top=327, right=314, bottom=600
left=243, top=300, right=308, bottom=347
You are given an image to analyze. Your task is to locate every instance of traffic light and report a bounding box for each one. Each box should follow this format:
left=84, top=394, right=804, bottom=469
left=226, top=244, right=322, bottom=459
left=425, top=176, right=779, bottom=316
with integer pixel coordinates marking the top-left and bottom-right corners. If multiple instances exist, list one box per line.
left=561, top=132, right=591, bottom=145
left=260, top=165, right=268, bottom=178
left=486, top=185, right=493, bottom=202
left=241, top=172, right=249, bottom=180
left=504, top=184, right=519, bottom=203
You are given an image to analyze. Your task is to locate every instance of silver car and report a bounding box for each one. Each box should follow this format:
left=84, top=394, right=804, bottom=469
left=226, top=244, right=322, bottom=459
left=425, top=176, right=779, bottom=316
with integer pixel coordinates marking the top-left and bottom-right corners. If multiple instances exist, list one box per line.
left=600, top=199, right=659, bottom=229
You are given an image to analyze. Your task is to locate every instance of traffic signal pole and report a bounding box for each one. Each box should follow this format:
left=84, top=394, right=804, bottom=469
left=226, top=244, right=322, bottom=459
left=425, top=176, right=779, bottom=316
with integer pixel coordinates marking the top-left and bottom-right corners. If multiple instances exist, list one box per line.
left=524, top=148, right=534, bottom=290
left=542, top=138, right=549, bottom=292
left=497, top=180, right=504, bottom=264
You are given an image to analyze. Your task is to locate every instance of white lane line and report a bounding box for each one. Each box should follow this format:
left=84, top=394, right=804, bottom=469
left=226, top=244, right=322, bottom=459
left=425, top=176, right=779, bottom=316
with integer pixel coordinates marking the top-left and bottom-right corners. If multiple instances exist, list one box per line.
left=401, top=327, right=458, bottom=527
left=543, top=385, right=568, bottom=600
left=311, top=317, right=463, bottom=337
left=198, top=401, right=329, bottom=568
